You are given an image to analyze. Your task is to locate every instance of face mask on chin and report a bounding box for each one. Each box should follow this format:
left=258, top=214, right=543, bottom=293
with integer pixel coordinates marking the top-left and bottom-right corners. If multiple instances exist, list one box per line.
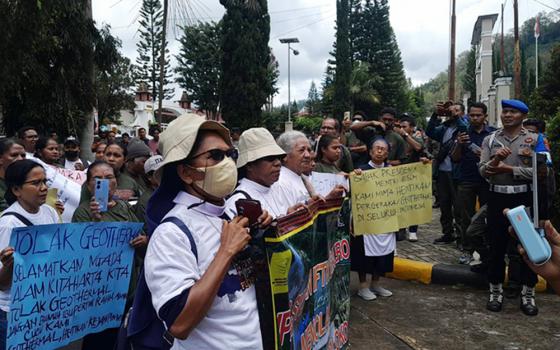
left=190, top=157, right=238, bottom=199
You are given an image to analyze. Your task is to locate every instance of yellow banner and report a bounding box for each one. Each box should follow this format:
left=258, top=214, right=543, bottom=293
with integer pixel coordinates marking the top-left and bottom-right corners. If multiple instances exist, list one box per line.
left=350, top=162, right=432, bottom=235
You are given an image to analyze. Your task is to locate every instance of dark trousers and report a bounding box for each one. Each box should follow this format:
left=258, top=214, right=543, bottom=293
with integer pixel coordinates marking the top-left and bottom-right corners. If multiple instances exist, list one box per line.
left=487, top=191, right=537, bottom=287
left=465, top=204, right=489, bottom=261
left=437, top=170, right=459, bottom=236
left=457, top=182, right=489, bottom=250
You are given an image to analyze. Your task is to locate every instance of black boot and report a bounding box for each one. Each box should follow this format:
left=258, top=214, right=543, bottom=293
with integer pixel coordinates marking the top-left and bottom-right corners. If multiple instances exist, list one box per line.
left=520, top=285, right=538, bottom=316
left=486, top=283, right=503, bottom=312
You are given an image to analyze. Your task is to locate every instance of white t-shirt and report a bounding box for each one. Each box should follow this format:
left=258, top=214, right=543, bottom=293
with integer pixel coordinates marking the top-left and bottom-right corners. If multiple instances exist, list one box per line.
left=64, top=158, right=84, bottom=170
left=145, top=191, right=263, bottom=350
left=362, top=161, right=396, bottom=257
left=272, top=166, right=310, bottom=216
left=225, top=178, right=284, bottom=219
left=0, top=202, right=60, bottom=312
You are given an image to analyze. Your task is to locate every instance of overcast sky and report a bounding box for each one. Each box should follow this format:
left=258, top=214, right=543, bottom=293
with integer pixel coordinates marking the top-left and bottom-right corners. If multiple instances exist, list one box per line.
left=93, top=0, right=551, bottom=107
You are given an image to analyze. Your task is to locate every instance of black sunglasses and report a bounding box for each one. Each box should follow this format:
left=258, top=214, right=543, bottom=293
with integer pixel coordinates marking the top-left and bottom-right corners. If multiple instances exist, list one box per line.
left=260, top=154, right=284, bottom=162
left=190, top=148, right=238, bottom=162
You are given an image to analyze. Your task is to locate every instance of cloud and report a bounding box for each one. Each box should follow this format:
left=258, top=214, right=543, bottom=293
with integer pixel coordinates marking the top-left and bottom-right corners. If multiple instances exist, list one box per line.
left=93, top=0, right=546, bottom=107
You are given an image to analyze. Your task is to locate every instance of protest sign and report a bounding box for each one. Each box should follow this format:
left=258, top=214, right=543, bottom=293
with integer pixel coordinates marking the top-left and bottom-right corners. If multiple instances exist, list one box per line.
left=257, top=198, right=350, bottom=350
left=30, top=158, right=85, bottom=223
left=350, top=162, right=432, bottom=235
left=7, top=222, right=143, bottom=350
left=310, top=172, right=349, bottom=197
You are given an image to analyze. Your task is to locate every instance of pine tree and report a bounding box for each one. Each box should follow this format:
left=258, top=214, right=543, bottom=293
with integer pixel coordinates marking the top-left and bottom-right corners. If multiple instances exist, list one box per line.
left=219, top=0, right=273, bottom=129
left=462, top=45, right=477, bottom=105
left=321, top=65, right=335, bottom=116
left=305, top=81, right=321, bottom=115
left=135, top=0, right=173, bottom=105
left=373, top=0, right=408, bottom=111
left=333, top=0, right=352, bottom=120
left=175, top=22, right=222, bottom=119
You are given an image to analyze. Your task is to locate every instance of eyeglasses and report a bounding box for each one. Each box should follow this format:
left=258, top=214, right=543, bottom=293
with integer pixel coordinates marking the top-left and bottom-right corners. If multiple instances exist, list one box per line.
left=190, top=148, right=238, bottom=162
left=23, top=178, right=48, bottom=187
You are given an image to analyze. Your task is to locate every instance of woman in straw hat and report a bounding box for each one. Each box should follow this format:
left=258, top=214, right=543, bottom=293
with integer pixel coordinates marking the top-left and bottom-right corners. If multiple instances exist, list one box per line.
left=142, top=115, right=272, bottom=349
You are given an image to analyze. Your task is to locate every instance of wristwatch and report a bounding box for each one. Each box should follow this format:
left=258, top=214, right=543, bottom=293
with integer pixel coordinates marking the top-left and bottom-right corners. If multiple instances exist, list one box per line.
left=403, top=133, right=409, bottom=138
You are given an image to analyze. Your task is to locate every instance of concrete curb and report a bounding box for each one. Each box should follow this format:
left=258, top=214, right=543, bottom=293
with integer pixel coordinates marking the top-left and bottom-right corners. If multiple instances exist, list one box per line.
left=387, top=257, right=548, bottom=292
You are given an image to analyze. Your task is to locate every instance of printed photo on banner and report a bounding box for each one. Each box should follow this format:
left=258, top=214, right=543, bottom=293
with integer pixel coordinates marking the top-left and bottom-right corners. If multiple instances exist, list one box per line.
left=310, top=172, right=349, bottom=198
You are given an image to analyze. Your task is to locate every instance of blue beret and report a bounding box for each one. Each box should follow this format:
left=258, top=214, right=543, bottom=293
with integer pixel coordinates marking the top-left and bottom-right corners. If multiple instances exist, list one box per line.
left=501, top=99, right=529, bottom=113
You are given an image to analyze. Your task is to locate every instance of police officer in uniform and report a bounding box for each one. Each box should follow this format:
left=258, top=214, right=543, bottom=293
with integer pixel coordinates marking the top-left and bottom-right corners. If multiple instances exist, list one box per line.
left=479, top=99, right=547, bottom=316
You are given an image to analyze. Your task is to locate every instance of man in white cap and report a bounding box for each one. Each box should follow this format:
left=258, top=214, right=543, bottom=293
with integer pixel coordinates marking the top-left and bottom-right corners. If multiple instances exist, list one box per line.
left=225, top=128, right=287, bottom=219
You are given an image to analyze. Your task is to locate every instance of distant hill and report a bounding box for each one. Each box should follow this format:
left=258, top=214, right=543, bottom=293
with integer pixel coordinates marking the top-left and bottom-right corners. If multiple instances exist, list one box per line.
left=418, top=11, right=560, bottom=109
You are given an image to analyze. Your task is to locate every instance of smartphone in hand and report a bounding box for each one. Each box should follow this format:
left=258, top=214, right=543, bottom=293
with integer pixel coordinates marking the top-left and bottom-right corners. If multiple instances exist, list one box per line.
left=95, top=179, right=110, bottom=212
left=235, top=199, right=263, bottom=229
left=506, top=205, right=551, bottom=265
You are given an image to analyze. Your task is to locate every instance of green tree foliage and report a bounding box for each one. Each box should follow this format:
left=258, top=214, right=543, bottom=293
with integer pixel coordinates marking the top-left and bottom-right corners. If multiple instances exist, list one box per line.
left=333, top=0, right=352, bottom=120
left=95, top=25, right=136, bottom=125
left=325, top=0, right=411, bottom=119
left=356, top=0, right=408, bottom=113
left=530, top=44, right=560, bottom=119
left=136, top=0, right=173, bottom=103
left=219, top=0, right=273, bottom=129
left=461, top=45, right=477, bottom=105
left=349, top=62, right=380, bottom=114
left=529, top=44, right=560, bottom=223
left=0, top=0, right=96, bottom=137
left=305, top=81, right=321, bottom=115
left=294, top=116, right=323, bottom=135
left=175, top=22, right=222, bottom=119
left=321, top=62, right=336, bottom=116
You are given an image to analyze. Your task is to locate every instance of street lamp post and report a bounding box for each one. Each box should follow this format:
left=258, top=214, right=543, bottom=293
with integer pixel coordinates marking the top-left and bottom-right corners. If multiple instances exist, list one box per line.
left=279, top=37, right=299, bottom=131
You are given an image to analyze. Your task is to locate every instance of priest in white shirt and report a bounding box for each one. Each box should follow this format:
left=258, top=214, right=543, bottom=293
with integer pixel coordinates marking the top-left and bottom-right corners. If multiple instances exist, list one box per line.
left=226, top=128, right=287, bottom=219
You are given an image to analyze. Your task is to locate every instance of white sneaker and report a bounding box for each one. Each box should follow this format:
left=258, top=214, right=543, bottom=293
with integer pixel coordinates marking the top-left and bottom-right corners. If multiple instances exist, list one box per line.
left=371, top=285, right=393, bottom=297
left=357, top=288, right=377, bottom=301
left=408, top=231, right=418, bottom=242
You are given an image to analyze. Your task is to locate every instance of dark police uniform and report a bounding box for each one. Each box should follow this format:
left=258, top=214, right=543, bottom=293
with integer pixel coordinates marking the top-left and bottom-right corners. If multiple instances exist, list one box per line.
left=479, top=127, right=542, bottom=288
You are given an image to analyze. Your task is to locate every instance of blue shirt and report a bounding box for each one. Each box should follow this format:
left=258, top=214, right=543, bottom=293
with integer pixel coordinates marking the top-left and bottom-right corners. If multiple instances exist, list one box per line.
left=458, top=125, right=495, bottom=183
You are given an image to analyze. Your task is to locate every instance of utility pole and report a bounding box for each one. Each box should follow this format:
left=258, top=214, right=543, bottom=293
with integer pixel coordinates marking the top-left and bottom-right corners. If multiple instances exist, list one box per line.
left=535, top=16, right=540, bottom=88
left=448, top=0, right=457, bottom=101
left=157, top=0, right=168, bottom=125
left=81, top=0, right=94, bottom=161
left=513, top=0, right=522, bottom=99
left=500, top=3, right=505, bottom=75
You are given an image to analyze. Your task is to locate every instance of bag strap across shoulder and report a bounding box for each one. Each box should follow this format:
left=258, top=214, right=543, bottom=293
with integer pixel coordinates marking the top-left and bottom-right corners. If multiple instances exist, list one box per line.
left=229, top=189, right=253, bottom=200
left=1, top=212, right=34, bottom=227
left=161, top=217, right=198, bottom=262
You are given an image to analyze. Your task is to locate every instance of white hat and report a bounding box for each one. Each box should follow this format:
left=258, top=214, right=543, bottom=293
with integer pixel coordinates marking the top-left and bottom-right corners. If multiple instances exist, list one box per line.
left=236, top=128, right=286, bottom=168
left=144, top=155, right=164, bottom=174
left=157, top=113, right=231, bottom=170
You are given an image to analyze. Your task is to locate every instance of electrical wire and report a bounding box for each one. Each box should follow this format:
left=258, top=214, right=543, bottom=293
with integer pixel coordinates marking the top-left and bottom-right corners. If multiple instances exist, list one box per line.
left=272, top=13, right=336, bottom=40
left=529, top=0, right=560, bottom=11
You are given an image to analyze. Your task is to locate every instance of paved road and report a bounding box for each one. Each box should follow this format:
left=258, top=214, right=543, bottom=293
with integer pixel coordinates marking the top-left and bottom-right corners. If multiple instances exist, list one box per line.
left=349, top=276, right=560, bottom=350
left=397, top=207, right=463, bottom=265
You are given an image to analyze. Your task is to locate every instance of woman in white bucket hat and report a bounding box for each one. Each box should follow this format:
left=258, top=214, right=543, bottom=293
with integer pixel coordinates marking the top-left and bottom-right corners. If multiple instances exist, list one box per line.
left=225, top=128, right=288, bottom=219
left=141, top=115, right=271, bottom=349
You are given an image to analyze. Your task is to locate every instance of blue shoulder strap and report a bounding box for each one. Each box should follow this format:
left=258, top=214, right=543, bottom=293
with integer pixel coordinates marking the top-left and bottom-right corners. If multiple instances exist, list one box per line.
left=161, top=217, right=198, bottom=262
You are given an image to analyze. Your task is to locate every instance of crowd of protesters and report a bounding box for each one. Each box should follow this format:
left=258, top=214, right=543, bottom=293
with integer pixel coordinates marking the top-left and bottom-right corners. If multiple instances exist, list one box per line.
left=0, top=98, right=558, bottom=349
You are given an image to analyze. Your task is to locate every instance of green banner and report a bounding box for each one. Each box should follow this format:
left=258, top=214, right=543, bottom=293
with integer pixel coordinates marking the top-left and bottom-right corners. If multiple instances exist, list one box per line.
left=257, top=198, right=351, bottom=350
